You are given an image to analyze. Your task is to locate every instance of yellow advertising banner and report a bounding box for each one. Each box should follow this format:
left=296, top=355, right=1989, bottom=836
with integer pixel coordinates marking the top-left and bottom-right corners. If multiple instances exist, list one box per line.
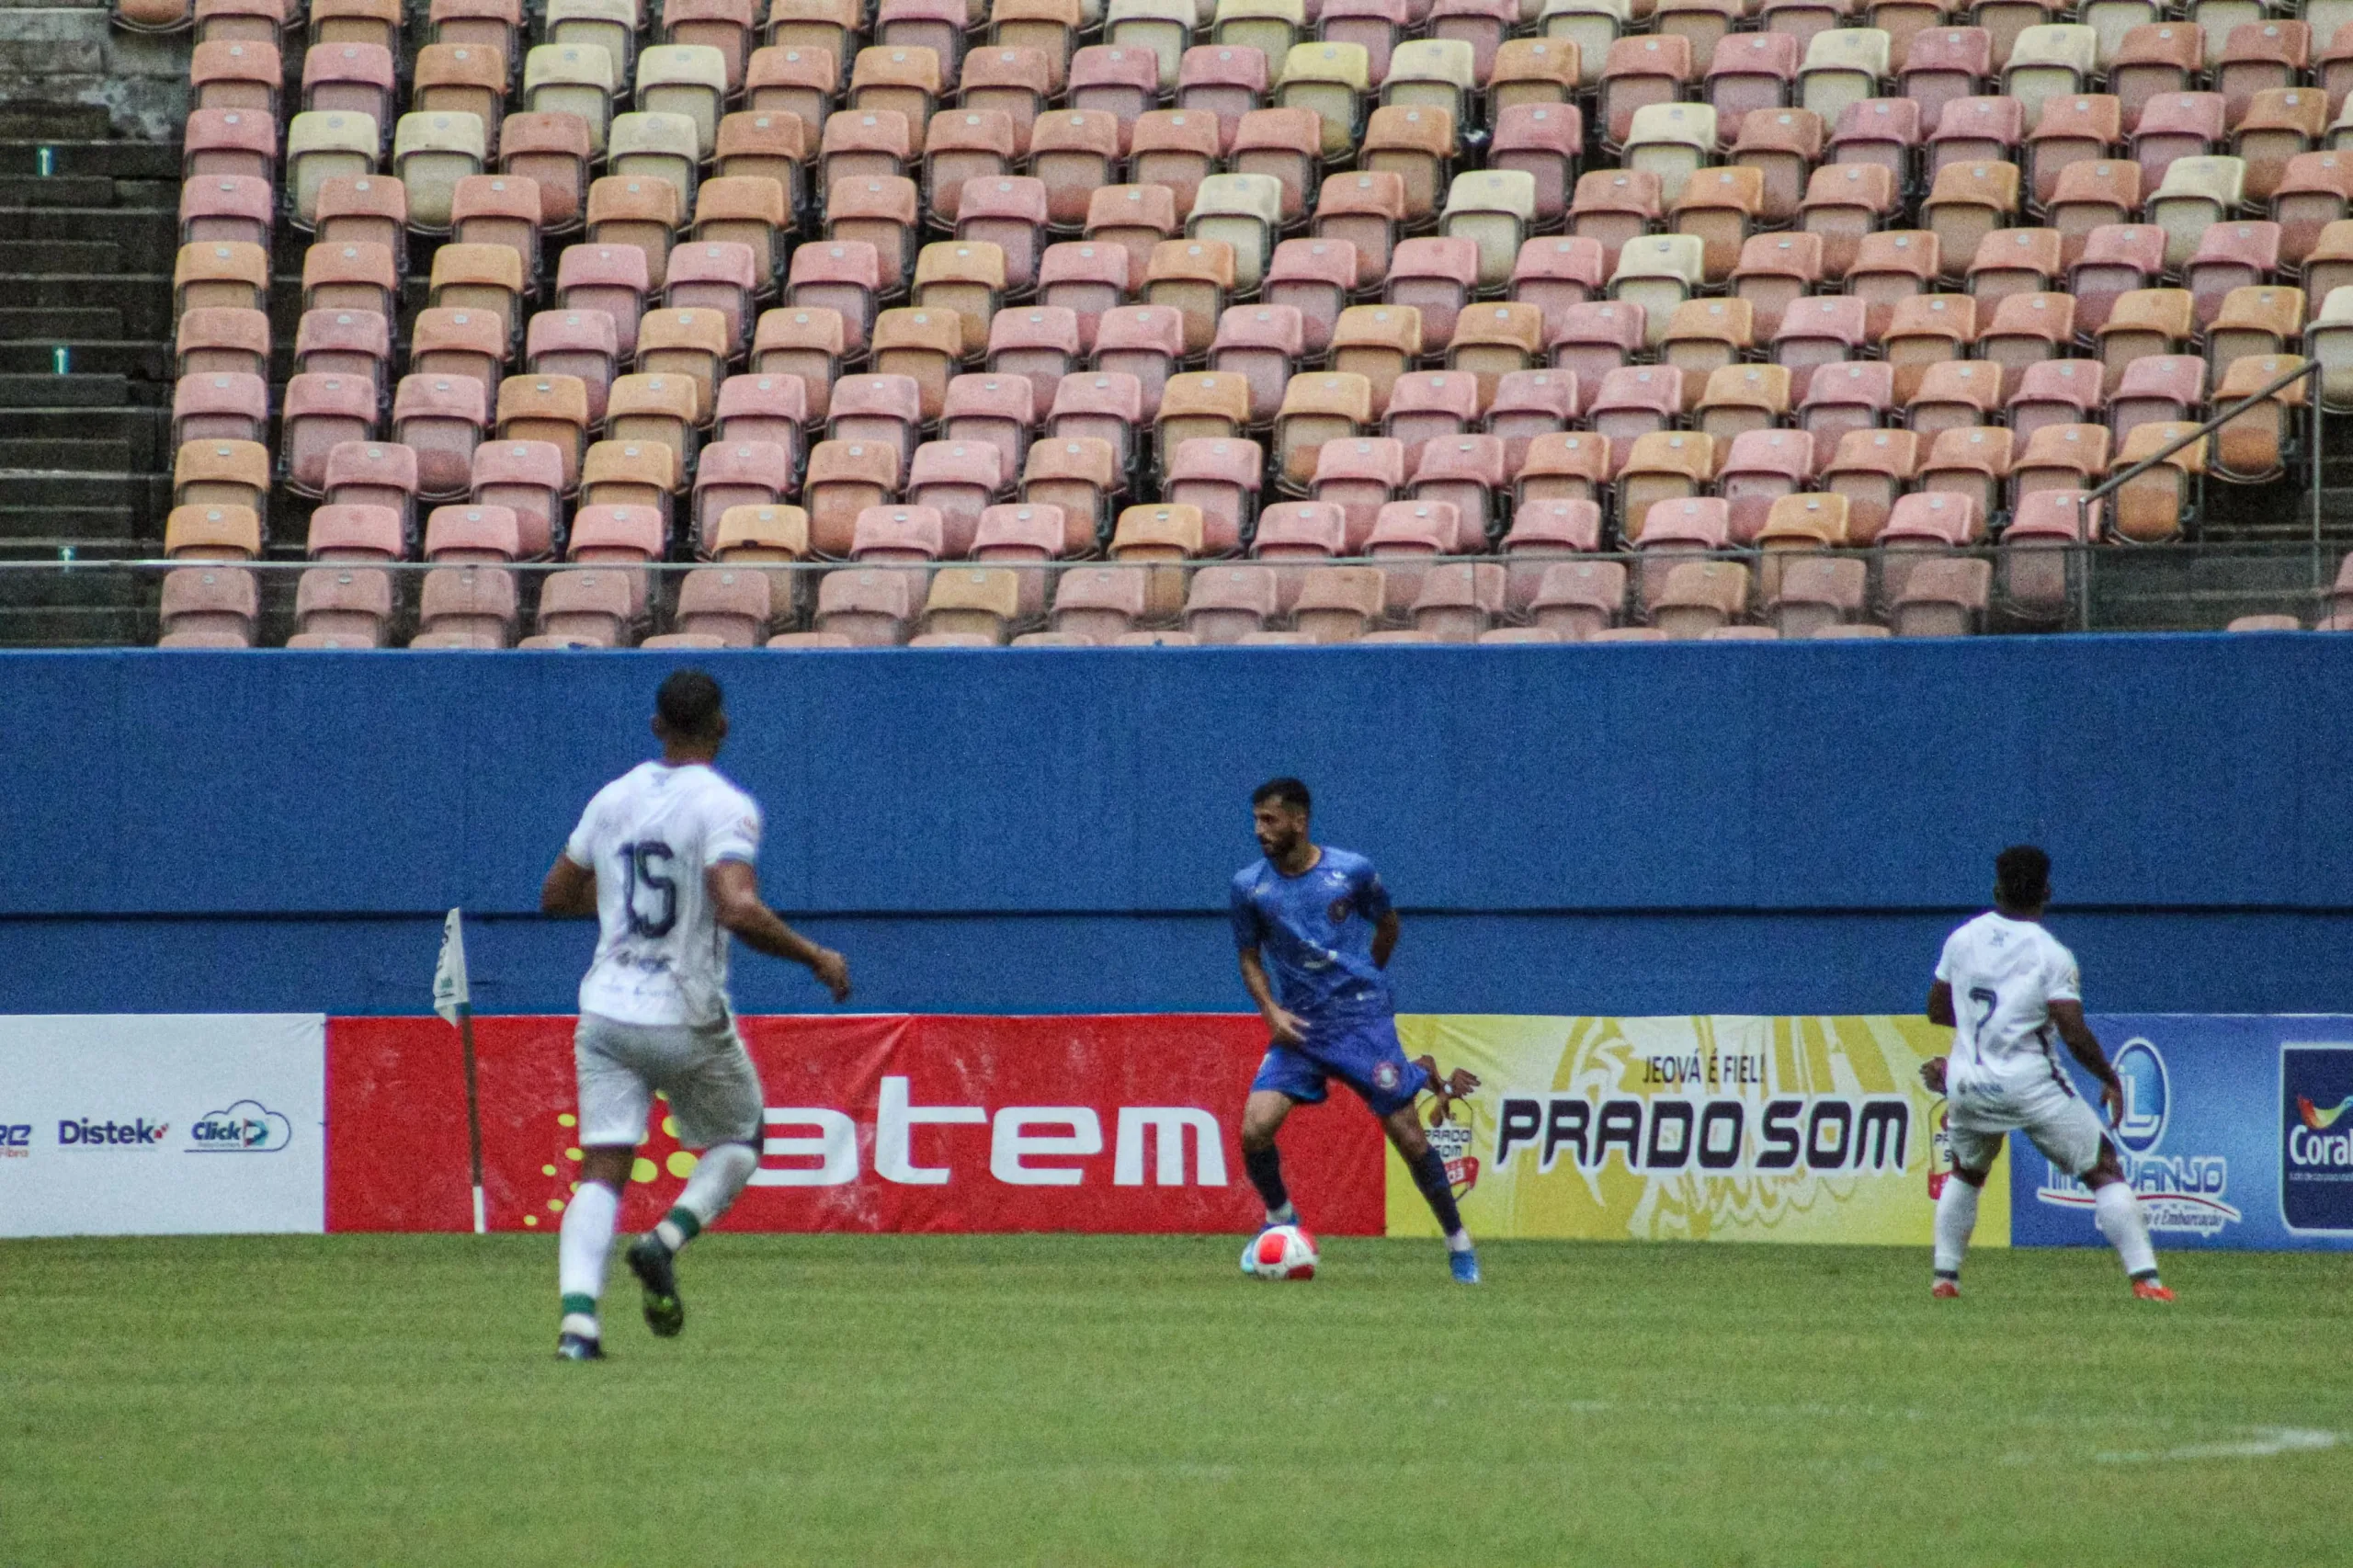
left=1386, top=1016, right=2009, bottom=1246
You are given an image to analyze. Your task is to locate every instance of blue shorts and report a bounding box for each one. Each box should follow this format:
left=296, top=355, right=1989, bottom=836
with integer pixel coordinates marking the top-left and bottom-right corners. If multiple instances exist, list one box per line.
left=1251, top=1015, right=1427, bottom=1119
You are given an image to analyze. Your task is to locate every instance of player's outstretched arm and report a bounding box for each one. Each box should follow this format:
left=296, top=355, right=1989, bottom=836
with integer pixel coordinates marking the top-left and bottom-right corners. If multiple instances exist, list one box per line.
left=707, top=860, right=852, bottom=1002
left=2051, top=1000, right=2125, bottom=1124
left=1370, top=910, right=1400, bottom=970
left=1926, top=980, right=1956, bottom=1027
left=540, top=853, right=597, bottom=917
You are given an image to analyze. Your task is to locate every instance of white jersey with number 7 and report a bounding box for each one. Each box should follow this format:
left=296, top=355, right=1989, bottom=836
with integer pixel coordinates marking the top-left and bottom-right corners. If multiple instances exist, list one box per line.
left=1934, top=911, right=2082, bottom=1094
left=563, top=759, right=763, bottom=1028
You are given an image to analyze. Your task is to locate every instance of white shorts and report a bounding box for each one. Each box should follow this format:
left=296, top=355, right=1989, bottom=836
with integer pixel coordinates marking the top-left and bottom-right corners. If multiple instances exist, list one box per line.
left=1946, top=1069, right=2109, bottom=1178
left=574, top=1012, right=764, bottom=1151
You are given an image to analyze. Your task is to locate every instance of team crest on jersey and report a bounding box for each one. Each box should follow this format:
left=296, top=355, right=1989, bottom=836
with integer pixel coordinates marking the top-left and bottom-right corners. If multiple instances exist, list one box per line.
left=1372, top=1061, right=1401, bottom=1092
left=1327, top=897, right=1352, bottom=924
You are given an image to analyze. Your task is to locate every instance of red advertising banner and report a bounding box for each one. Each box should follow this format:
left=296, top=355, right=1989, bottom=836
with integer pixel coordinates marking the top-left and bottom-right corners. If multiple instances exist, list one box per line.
left=326, top=1014, right=1385, bottom=1235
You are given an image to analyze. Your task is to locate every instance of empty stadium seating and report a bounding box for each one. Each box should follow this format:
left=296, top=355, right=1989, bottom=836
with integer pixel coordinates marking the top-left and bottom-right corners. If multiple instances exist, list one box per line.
left=30, top=0, right=2340, bottom=645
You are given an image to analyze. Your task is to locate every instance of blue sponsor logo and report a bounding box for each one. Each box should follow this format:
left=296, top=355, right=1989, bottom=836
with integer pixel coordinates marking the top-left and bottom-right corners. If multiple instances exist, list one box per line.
left=2113, top=1039, right=2168, bottom=1154
left=0, top=1122, right=28, bottom=1159
left=2280, top=1045, right=2353, bottom=1232
left=188, top=1099, right=293, bottom=1153
left=2038, top=1038, right=2240, bottom=1234
left=59, top=1117, right=168, bottom=1147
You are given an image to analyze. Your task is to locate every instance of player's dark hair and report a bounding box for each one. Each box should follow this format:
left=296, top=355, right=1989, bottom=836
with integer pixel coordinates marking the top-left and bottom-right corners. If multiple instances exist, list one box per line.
left=654, top=668, right=725, bottom=740
left=1995, top=845, right=2052, bottom=909
left=1252, top=777, right=1311, bottom=813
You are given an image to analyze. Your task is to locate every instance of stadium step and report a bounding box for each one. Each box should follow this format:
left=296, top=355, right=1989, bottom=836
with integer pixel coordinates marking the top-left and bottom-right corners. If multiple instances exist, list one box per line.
left=0, top=370, right=129, bottom=407
left=0, top=305, right=124, bottom=342
left=0, top=238, right=119, bottom=272
left=0, top=138, right=179, bottom=183
left=0, top=342, right=169, bottom=379
left=0, top=405, right=165, bottom=460
left=0, top=275, right=169, bottom=339
left=0, top=173, right=113, bottom=206
left=0, top=503, right=138, bottom=546
left=0, top=468, right=166, bottom=508
left=0, top=437, right=131, bottom=470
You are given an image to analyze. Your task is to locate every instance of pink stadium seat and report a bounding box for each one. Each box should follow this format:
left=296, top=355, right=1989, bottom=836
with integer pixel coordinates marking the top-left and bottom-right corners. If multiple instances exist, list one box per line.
left=692, top=441, right=794, bottom=556
left=1310, top=438, right=1407, bottom=553
left=282, top=373, right=380, bottom=494
left=393, top=374, right=491, bottom=500
left=425, top=501, right=523, bottom=562
left=1046, top=373, right=1147, bottom=476
left=1164, top=437, right=1264, bottom=556
left=322, top=440, right=418, bottom=540
left=1486, top=371, right=1584, bottom=474
left=1718, top=427, right=1818, bottom=545
left=906, top=440, right=1008, bottom=558
left=941, top=374, right=1038, bottom=481
left=1499, top=498, right=1604, bottom=612
left=470, top=441, right=567, bottom=559
left=1383, top=371, right=1482, bottom=475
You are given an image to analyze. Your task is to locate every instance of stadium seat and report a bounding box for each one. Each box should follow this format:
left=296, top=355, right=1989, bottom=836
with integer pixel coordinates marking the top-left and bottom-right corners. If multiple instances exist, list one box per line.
left=1210, top=309, right=1307, bottom=426
left=1022, top=437, right=1122, bottom=554
left=1529, top=558, right=1630, bottom=639
left=1487, top=371, right=1584, bottom=474
left=1310, top=437, right=1407, bottom=551
left=322, top=443, right=420, bottom=545
left=1717, top=427, right=1816, bottom=543
left=1251, top=500, right=1348, bottom=612
left=1381, top=239, right=1478, bottom=357
left=281, top=373, right=379, bottom=494
left=1891, top=556, right=1993, bottom=636
left=1916, top=425, right=2015, bottom=520
left=2182, top=222, right=2283, bottom=329
left=1820, top=426, right=1921, bottom=542
left=1164, top=438, right=1265, bottom=556
left=815, top=566, right=918, bottom=645
left=1274, top=373, right=1375, bottom=494
left=1051, top=563, right=1150, bottom=641
left=1616, top=432, right=1715, bottom=543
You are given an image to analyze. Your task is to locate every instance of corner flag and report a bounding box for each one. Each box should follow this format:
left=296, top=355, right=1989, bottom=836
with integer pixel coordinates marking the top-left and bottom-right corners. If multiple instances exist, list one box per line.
left=433, top=908, right=471, bottom=1024
left=433, top=909, right=487, bottom=1234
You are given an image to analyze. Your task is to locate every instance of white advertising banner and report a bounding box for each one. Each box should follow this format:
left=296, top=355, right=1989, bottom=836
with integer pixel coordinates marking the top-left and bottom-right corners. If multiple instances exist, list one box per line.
left=0, top=1015, right=325, bottom=1236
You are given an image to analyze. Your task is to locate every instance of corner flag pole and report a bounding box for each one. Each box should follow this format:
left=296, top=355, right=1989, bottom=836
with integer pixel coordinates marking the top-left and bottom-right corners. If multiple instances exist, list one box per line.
left=434, top=908, right=487, bottom=1234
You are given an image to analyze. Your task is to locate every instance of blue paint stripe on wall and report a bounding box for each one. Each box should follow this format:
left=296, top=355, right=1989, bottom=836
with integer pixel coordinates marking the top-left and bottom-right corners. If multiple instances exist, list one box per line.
left=5, top=637, right=2352, bottom=919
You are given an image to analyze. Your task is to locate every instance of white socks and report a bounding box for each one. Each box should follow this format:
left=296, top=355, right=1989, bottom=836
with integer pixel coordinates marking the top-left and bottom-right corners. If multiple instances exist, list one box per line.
left=2095, top=1180, right=2161, bottom=1280
left=558, top=1179, right=620, bottom=1335
left=1446, top=1229, right=1474, bottom=1254
left=1265, top=1200, right=1297, bottom=1226
left=654, top=1142, right=760, bottom=1252
left=1933, top=1175, right=1981, bottom=1278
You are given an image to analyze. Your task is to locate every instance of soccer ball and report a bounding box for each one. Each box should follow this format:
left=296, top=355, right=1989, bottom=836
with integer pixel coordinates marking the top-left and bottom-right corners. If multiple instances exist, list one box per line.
left=1245, top=1223, right=1319, bottom=1280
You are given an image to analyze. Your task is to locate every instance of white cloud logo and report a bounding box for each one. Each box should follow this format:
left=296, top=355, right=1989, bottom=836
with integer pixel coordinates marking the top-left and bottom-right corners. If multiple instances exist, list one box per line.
left=188, top=1099, right=293, bottom=1153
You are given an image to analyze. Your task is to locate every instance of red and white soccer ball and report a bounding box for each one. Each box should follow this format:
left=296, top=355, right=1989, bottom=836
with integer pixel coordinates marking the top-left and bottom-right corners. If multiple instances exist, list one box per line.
left=1246, top=1223, right=1320, bottom=1280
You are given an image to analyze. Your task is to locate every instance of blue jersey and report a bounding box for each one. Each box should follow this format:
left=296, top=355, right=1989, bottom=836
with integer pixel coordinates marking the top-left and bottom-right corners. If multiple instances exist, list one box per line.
left=1229, top=846, right=1395, bottom=1024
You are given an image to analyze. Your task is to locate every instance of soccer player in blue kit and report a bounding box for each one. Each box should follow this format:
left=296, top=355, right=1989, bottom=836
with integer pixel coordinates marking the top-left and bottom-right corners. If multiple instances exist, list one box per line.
left=1231, top=778, right=1483, bottom=1283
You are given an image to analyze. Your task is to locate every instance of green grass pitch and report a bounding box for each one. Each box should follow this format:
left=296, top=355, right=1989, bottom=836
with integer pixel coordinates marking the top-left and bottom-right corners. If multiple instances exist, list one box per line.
left=2, top=1234, right=2348, bottom=1566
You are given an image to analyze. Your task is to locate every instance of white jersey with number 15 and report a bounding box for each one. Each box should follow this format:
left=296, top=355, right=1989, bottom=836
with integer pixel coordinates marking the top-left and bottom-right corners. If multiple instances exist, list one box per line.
left=1934, top=911, right=2081, bottom=1092
left=563, top=760, right=762, bottom=1028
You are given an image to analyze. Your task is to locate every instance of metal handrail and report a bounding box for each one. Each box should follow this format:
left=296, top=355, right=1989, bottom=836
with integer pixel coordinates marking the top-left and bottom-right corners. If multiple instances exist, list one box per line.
left=2078, top=356, right=2319, bottom=515
left=2073, top=356, right=2324, bottom=631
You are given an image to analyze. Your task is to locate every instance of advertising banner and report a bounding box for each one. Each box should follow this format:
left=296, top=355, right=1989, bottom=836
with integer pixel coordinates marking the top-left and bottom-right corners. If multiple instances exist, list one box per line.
left=1386, top=1016, right=2008, bottom=1246
left=327, top=1013, right=1385, bottom=1236
left=0, top=1014, right=325, bottom=1236
left=2010, top=1014, right=2353, bottom=1252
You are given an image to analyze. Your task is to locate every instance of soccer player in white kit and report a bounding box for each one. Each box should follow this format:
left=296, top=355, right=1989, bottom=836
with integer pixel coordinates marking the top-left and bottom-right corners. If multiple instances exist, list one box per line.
left=539, top=670, right=852, bottom=1359
left=1921, top=846, right=2172, bottom=1302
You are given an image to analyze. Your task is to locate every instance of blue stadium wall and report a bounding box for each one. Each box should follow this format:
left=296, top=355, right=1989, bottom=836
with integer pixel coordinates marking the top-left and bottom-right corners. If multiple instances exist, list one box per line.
left=3, top=636, right=2350, bottom=1018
